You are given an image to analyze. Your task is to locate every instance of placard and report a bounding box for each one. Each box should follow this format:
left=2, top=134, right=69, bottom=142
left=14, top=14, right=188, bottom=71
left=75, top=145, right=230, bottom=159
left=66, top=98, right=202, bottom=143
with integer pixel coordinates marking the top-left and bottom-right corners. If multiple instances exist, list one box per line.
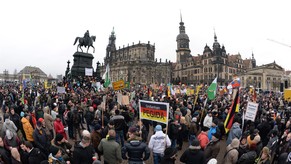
left=57, top=87, right=66, bottom=94
left=112, top=80, right=125, bottom=91
left=85, top=68, right=93, bottom=76
left=245, top=101, right=259, bottom=122
left=139, top=100, right=169, bottom=124
left=121, top=95, right=129, bottom=105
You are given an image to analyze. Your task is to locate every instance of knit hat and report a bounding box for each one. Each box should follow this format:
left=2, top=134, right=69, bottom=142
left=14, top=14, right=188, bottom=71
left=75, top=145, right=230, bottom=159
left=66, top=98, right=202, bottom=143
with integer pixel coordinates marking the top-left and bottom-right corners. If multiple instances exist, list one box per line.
left=163, top=147, right=177, bottom=158
left=38, top=118, right=44, bottom=122
left=191, top=117, right=197, bottom=122
left=20, top=111, right=25, bottom=117
left=55, top=133, right=64, bottom=142
left=231, top=138, right=240, bottom=148
left=155, top=125, right=162, bottom=132
left=50, top=146, right=60, bottom=156
left=189, top=139, right=201, bottom=149
left=94, top=124, right=101, bottom=131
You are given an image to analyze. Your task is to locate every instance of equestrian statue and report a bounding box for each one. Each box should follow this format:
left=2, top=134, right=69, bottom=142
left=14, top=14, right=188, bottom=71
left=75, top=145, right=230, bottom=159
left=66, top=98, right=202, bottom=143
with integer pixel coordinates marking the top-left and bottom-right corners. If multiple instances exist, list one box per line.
left=73, top=30, right=96, bottom=53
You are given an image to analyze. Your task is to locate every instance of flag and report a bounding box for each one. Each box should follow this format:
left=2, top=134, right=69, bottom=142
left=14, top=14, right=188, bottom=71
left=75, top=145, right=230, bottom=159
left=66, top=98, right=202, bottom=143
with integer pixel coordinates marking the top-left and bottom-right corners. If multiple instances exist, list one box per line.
left=125, top=82, right=130, bottom=89
left=102, top=64, right=111, bottom=88
left=231, top=75, right=241, bottom=89
left=207, top=77, right=217, bottom=100
left=224, top=89, right=240, bottom=133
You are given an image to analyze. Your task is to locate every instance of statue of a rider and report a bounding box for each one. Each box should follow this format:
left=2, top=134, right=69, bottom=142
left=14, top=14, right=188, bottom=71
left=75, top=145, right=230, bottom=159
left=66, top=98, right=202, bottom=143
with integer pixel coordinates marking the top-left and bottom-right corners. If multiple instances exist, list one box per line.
left=84, top=30, right=90, bottom=46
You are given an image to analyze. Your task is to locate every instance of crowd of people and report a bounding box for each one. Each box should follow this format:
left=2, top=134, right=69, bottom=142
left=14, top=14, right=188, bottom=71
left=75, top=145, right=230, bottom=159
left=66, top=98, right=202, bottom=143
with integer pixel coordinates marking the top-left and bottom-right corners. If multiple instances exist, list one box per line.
left=0, top=77, right=290, bottom=164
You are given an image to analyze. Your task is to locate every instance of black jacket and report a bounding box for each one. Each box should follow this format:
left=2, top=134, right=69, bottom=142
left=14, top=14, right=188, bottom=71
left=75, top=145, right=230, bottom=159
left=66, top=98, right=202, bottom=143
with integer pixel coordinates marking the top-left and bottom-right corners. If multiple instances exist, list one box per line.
left=180, top=149, right=206, bottom=164
left=122, top=139, right=150, bottom=162
left=28, top=148, right=47, bottom=164
left=110, top=115, right=126, bottom=131
left=84, top=111, right=95, bottom=126
left=72, top=142, right=95, bottom=164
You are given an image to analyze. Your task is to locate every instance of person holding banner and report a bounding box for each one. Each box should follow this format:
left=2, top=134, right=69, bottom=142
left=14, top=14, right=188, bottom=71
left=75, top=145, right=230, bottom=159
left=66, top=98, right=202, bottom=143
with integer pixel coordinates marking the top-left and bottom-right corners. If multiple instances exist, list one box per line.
left=148, top=125, right=171, bottom=164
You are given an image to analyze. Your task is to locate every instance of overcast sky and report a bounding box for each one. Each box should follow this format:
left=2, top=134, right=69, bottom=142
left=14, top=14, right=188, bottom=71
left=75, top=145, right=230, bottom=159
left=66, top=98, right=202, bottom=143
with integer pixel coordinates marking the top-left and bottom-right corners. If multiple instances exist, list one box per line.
left=1, top=0, right=291, bottom=77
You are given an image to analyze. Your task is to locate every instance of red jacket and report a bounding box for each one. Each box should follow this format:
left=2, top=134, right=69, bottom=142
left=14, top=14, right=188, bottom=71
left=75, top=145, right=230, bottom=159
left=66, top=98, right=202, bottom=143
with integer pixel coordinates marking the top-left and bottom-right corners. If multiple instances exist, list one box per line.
left=54, top=119, right=67, bottom=139
left=197, top=131, right=209, bottom=150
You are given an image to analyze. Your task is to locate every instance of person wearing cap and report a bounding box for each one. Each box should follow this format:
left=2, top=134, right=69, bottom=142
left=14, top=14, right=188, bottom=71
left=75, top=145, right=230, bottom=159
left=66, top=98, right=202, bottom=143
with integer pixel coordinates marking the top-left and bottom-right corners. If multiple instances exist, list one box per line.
left=204, top=131, right=221, bottom=163
left=160, top=147, right=178, bottom=164
left=3, top=129, right=21, bottom=151
left=208, top=119, right=219, bottom=140
left=21, top=114, right=34, bottom=142
left=46, top=146, right=66, bottom=164
left=91, top=124, right=102, bottom=160
left=198, top=126, right=210, bottom=150
left=180, top=139, right=206, bottom=164
left=224, top=138, right=239, bottom=164
left=73, top=130, right=96, bottom=164
left=121, top=126, right=150, bottom=164
left=148, top=124, right=171, bottom=164
left=52, top=133, right=72, bottom=162
left=98, top=129, right=122, bottom=164
left=203, top=110, right=213, bottom=128
left=33, top=120, right=50, bottom=155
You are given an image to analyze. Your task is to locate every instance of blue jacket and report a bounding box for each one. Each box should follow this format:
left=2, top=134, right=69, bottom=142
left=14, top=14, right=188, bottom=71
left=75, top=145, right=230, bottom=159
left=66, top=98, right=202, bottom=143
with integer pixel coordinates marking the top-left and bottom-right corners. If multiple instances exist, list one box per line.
left=208, top=126, right=217, bottom=140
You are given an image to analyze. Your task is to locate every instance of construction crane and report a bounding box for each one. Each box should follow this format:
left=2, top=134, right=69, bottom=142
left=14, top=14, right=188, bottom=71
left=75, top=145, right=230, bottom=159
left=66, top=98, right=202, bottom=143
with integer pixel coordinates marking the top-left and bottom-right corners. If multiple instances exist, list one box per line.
left=267, top=38, right=291, bottom=48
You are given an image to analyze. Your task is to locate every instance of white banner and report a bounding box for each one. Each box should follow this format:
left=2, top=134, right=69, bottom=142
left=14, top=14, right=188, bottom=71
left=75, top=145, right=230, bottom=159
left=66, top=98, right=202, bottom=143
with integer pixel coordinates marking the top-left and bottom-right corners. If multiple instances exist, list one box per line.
left=245, top=101, right=259, bottom=122
left=85, top=68, right=93, bottom=76
left=57, top=87, right=66, bottom=94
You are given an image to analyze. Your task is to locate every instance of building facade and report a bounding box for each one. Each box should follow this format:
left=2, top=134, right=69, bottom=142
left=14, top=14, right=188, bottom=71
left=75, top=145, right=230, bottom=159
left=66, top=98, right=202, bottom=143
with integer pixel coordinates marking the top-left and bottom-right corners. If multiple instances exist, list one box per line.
left=18, top=66, right=47, bottom=83
left=172, top=17, right=256, bottom=85
left=240, top=61, right=285, bottom=91
left=103, top=29, right=172, bottom=84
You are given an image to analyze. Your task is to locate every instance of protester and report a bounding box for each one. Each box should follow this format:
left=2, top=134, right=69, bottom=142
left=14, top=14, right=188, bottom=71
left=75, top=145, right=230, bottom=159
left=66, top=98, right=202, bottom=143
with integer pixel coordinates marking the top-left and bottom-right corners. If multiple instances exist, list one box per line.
left=43, top=106, right=54, bottom=141
left=3, top=129, right=21, bottom=151
left=11, top=148, right=22, bottom=164
left=21, top=114, right=34, bottom=142
left=0, top=137, right=10, bottom=164
left=110, top=109, right=126, bottom=147
left=33, top=121, right=50, bottom=155
left=224, top=138, right=240, bottom=164
left=53, top=115, right=67, bottom=140
left=198, top=126, right=210, bottom=150
left=204, top=131, right=221, bottom=162
left=98, top=129, right=122, bottom=164
left=91, top=124, right=102, bottom=160
left=256, top=147, right=271, bottom=164
left=160, top=147, right=178, bottom=164
left=121, top=126, right=150, bottom=164
left=180, top=139, right=206, bottom=164
left=51, top=133, right=72, bottom=162
left=21, top=141, right=47, bottom=164
left=148, top=125, right=171, bottom=164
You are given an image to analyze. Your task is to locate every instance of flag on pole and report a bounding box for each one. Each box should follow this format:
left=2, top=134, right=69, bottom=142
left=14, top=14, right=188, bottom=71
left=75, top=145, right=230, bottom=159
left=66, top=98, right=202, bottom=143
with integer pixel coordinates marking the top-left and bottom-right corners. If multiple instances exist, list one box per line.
left=207, top=77, right=217, bottom=100
left=102, top=64, right=111, bottom=88
left=224, top=89, right=240, bottom=133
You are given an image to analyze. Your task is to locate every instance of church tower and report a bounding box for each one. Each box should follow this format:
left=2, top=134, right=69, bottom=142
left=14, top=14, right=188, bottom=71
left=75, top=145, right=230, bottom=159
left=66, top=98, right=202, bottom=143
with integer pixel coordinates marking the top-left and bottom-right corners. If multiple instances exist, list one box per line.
left=105, top=27, right=116, bottom=65
left=176, top=13, right=191, bottom=63
left=251, top=52, right=256, bottom=68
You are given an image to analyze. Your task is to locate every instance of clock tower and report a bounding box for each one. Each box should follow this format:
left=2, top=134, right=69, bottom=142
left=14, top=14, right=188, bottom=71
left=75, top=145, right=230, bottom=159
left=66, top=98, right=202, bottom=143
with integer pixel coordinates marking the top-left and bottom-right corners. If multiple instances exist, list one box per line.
left=176, top=13, right=191, bottom=63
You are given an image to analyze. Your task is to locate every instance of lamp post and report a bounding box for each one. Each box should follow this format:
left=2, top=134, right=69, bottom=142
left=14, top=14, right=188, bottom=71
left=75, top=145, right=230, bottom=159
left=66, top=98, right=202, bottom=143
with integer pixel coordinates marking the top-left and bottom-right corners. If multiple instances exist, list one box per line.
left=96, top=61, right=101, bottom=81
left=65, top=60, right=70, bottom=78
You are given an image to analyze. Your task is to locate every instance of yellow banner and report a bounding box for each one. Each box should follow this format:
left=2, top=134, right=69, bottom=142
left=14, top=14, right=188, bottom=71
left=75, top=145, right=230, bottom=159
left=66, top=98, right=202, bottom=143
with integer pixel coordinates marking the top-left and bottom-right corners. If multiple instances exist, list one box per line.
left=112, top=80, right=125, bottom=91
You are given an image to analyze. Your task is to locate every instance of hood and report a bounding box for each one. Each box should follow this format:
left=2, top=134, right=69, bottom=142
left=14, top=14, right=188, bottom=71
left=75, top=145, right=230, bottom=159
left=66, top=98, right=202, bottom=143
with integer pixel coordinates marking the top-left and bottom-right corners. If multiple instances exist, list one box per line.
left=129, top=140, right=142, bottom=147
left=21, top=117, right=29, bottom=124
left=232, top=122, right=240, bottom=129
left=188, top=149, right=200, bottom=155
left=4, top=119, right=11, bottom=124
left=48, top=153, right=57, bottom=160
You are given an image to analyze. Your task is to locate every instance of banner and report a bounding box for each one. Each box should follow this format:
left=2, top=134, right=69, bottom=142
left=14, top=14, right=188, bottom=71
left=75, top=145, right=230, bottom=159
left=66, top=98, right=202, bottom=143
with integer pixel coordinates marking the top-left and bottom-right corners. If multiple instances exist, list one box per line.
left=139, top=100, right=169, bottom=124
left=112, top=80, right=125, bottom=91
left=85, top=68, right=93, bottom=76
left=117, top=93, right=122, bottom=105
left=244, top=101, right=259, bottom=122
left=57, top=87, right=66, bottom=94
left=121, top=95, right=129, bottom=105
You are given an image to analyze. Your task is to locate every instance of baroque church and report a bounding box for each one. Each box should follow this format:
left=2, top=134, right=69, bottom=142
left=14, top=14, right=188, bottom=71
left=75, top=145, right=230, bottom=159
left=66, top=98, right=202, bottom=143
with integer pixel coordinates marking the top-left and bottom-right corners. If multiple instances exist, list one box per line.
left=103, top=29, right=172, bottom=84
left=172, top=16, right=256, bottom=85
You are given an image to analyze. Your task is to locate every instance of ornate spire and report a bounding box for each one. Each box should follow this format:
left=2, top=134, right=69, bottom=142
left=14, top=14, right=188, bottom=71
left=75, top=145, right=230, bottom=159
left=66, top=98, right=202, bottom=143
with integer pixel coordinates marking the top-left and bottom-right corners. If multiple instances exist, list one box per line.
left=214, top=28, right=217, bottom=42
left=180, top=9, right=182, bottom=22
left=252, top=51, right=254, bottom=59
left=179, top=11, right=185, bottom=33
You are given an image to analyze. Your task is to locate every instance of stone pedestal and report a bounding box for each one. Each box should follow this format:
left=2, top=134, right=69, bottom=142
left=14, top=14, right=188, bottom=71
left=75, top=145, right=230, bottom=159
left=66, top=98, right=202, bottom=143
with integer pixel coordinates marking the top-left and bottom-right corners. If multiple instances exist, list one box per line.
left=71, top=52, right=94, bottom=78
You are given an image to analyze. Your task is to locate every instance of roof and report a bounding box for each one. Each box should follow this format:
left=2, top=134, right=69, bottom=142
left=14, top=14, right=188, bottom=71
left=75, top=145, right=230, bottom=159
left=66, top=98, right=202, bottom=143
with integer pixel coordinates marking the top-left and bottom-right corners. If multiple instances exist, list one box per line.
left=18, top=66, right=47, bottom=77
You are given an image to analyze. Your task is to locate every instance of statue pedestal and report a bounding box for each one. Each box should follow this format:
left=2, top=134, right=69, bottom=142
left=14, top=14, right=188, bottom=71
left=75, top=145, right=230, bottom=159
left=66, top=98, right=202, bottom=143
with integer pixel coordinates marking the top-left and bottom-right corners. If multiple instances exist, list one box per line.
left=71, top=52, right=94, bottom=78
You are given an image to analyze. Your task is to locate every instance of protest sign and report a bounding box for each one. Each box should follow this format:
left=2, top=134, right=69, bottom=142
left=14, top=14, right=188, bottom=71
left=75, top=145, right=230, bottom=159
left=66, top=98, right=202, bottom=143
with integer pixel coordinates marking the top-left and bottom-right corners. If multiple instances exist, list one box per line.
left=57, top=87, right=66, bottom=94
left=112, top=80, right=125, bottom=91
left=244, top=101, right=259, bottom=122
left=139, top=100, right=169, bottom=124
left=122, top=95, right=129, bottom=105
left=85, top=68, right=93, bottom=76
left=117, top=93, right=122, bottom=105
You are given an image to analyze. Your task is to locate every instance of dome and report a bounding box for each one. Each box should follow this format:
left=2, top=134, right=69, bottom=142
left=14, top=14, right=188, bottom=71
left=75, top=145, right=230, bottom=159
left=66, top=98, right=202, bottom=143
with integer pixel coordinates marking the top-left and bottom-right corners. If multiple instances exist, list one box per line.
left=176, top=33, right=189, bottom=40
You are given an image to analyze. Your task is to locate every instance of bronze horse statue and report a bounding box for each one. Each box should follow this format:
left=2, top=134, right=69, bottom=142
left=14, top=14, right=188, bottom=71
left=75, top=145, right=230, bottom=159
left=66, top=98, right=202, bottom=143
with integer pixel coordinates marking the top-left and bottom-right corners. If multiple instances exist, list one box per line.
left=73, top=36, right=96, bottom=53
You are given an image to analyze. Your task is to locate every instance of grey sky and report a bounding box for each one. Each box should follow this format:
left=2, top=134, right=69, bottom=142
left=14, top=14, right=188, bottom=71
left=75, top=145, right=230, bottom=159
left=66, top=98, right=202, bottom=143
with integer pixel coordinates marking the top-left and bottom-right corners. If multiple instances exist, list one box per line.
left=1, top=0, right=291, bottom=77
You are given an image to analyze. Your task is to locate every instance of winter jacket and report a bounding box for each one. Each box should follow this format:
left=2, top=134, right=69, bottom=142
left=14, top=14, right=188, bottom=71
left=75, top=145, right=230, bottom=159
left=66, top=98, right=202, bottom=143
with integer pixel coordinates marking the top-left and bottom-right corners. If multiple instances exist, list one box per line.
left=224, top=144, right=239, bottom=164
left=33, top=128, right=50, bottom=154
left=203, top=115, right=212, bottom=128
left=237, top=150, right=257, bottom=164
left=169, top=123, right=180, bottom=140
left=121, top=138, right=150, bottom=162
left=197, top=131, right=209, bottom=150
left=28, top=148, right=47, bottom=164
left=98, top=137, right=122, bottom=164
left=21, top=117, right=34, bottom=142
left=10, top=113, right=21, bottom=130
left=148, top=131, right=171, bottom=154
left=91, top=131, right=102, bottom=152
left=0, top=146, right=10, bottom=164
left=3, top=135, right=20, bottom=150
left=54, top=119, right=67, bottom=139
left=204, top=139, right=220, bottom=162
left=226, top=122, right=242, bottom=145
left=110, top=115, right=126, bottom=131
left=84, top=111, right=95, bottom=126
left=73, top=141, right=95, bottom=164
left=2, top=118, right=17, bottom=135
left=52, top=139, right=72, bottom=161
left=208, top=126, right=218, bottom=140
left=266, top=136, right=278, bottom=153
left=44, top=113, right=54, bottom=131
left=180, top=149, right=206, bottom=164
